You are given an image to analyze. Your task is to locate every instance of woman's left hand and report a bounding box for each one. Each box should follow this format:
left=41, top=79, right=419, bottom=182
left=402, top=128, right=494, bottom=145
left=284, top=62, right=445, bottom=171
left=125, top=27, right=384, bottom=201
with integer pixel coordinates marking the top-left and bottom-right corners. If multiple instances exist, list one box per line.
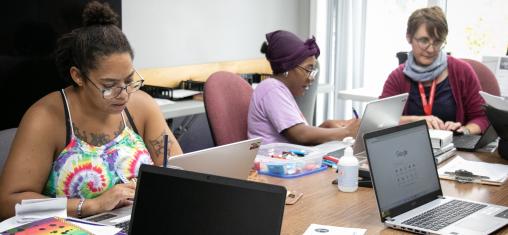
left=443, top=121, right=462, bottom=131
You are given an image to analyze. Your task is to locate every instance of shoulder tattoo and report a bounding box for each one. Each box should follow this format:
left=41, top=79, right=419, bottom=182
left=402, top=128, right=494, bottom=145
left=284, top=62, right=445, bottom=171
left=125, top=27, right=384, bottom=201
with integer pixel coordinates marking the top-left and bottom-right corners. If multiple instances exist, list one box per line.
left=73, top=122, right=124, bottom=146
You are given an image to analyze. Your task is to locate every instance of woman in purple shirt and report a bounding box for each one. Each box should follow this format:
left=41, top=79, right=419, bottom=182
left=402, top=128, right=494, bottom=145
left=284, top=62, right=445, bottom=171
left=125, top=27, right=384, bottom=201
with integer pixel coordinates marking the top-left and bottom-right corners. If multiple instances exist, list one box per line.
left=380, top=6, right=488, bottom=134
left=248, top=30, right=360, bottom=145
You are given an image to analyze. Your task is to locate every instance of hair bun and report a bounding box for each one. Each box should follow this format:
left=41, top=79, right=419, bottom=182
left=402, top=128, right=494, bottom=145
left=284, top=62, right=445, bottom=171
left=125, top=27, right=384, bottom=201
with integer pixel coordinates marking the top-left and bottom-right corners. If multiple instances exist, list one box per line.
left=260, top=42, right=269, bottom=54
left=82, top=1, right=119, bottom=27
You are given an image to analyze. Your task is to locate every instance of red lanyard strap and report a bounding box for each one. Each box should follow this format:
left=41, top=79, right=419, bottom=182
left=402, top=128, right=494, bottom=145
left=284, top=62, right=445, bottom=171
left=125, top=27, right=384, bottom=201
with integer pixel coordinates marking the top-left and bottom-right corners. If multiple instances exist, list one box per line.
left=418, top=80, right=436, bottom=116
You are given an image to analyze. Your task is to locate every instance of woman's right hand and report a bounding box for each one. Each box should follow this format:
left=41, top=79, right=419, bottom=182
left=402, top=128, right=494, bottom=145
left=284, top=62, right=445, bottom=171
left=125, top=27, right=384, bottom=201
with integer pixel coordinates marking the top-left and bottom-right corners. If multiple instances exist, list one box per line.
left=89, top=181, right=137, bottom=213
left=421, top=115, right=445, bottom=130
left=344, top=118, right=361, bottom=137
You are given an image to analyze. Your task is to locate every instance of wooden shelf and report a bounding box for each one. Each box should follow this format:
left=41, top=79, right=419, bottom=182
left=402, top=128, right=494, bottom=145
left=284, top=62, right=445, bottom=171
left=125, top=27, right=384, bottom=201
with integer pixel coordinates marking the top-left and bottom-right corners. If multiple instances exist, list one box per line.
left=137, top=58, right=272, bottom=88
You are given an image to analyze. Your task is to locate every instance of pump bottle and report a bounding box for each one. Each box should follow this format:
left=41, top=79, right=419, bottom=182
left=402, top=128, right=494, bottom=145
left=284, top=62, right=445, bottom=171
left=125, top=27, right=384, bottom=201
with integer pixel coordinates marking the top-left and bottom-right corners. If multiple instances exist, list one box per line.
left=337, top=137, right=359, bottom=192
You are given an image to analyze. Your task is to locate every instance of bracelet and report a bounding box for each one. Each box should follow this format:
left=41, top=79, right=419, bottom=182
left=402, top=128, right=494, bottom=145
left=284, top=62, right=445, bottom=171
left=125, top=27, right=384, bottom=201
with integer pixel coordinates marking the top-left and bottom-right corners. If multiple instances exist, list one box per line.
left=77, top=198, right=86, bottom=218
left=462, top=127, right=471, bottom=135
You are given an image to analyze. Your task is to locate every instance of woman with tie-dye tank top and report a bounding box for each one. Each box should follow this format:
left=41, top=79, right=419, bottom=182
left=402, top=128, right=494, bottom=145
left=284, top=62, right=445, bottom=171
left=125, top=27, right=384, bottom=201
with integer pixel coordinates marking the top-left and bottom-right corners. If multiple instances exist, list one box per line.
left=0, top=2, right=182, bottom=220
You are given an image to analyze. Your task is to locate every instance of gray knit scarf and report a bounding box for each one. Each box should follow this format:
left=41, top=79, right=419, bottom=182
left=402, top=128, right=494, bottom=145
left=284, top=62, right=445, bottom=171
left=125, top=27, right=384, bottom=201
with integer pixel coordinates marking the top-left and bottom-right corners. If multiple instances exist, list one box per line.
left=403, top=50, right=448, bottom=82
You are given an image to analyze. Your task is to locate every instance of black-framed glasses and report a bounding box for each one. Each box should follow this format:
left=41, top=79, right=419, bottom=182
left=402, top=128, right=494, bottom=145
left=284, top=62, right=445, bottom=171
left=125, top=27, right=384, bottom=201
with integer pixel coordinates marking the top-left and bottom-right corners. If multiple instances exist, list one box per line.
left=297, top=65, right=319, bottom=79
left=413, top=36, right=447, bottom=51
left=82, top=69, right=145, bottom=99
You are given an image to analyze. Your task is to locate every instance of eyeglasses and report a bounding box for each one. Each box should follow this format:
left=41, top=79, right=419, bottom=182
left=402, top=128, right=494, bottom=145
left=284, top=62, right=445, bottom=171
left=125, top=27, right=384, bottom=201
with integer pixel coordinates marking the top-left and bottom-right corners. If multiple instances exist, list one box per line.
left=81, top=69, right=145, bottom=99
left=413, top=37, right=447, bottom=51
left=297, top=65, right=319, bottom=79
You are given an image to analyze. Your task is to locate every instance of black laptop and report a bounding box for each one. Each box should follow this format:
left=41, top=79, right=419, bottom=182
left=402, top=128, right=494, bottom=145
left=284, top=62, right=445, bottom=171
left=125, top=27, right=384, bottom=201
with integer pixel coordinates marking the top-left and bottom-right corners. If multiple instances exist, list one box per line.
left=128, top=164, right=287, bottom=235
left=452, top=125, right=497, bottom=151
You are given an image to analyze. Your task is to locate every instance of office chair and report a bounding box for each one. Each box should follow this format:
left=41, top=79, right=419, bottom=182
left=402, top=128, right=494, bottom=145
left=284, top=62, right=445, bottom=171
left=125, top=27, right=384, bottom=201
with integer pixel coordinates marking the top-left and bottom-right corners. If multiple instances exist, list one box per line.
left=461, top=58, right=501, bottom=96
left=396, top=51, right=452, bottom=65
left=396, top=51, right=408, bottom=65
left=203, top=71, right=253, bottom=146
left=0, top=128, right=17, bottom=175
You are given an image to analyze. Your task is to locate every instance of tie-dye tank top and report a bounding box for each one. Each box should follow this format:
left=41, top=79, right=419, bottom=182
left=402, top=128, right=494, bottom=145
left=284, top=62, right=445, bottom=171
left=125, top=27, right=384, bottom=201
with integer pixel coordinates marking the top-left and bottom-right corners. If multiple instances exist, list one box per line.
left=43, top=90, right=154, bottom=199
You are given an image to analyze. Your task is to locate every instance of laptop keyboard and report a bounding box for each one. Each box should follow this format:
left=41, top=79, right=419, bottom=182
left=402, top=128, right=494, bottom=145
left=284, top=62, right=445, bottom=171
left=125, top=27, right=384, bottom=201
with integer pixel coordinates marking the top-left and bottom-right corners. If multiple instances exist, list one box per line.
left=402, top=200, right=487, bottom=231
left=116, top=221, right=130, bottom=233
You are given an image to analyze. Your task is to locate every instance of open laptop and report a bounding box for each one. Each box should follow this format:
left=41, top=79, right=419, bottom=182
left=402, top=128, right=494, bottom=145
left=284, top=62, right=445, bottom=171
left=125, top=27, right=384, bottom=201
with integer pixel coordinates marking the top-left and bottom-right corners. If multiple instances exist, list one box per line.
left=166, top=137, right=261, bottom=179
left=84, top=138, right=262, bottom=231
left=364, top=120, right=508, bottom=234
left=353, top=93, right=408, bottom=155
left=128, top=164, right=286, bottom=234
left=452, top=124, right=498, bottom=151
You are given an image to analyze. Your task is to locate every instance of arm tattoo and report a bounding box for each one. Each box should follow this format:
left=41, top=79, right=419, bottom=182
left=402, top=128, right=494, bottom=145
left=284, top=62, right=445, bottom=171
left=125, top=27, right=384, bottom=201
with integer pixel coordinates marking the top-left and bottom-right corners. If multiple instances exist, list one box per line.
left=149, top=131, right=170, bottom=158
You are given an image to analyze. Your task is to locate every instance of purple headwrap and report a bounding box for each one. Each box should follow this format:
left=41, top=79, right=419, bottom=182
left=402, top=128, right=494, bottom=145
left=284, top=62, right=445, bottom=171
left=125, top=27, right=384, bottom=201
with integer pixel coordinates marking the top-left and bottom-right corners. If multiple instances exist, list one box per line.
left=264, top=30, right=320, bottom=75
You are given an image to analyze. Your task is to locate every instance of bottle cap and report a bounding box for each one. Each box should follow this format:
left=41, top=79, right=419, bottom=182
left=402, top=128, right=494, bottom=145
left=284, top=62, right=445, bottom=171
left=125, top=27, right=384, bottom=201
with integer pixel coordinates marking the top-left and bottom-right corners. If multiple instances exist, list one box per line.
left=342, top=136, right=355, bottom=145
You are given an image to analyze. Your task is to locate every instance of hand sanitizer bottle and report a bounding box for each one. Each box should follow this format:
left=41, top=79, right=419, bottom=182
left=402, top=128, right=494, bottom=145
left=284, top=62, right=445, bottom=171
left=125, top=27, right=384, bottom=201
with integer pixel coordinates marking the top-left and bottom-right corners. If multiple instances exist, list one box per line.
left=337, top=137, right=359, bottom=192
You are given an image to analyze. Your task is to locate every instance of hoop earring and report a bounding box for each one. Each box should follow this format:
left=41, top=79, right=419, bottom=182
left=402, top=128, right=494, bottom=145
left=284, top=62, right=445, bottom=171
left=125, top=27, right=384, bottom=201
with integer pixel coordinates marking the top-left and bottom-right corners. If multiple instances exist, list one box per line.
left=283, top=71, right=289, bottom=77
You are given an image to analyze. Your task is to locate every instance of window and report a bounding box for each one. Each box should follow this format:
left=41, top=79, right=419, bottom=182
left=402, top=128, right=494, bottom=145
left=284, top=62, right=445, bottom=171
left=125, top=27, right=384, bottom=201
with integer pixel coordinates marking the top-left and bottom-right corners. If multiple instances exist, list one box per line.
left=446, top=0, right=508, bottom=60
left=363, top=0, right=428, bottom=90
left=313, top=0, right=507, bottom=123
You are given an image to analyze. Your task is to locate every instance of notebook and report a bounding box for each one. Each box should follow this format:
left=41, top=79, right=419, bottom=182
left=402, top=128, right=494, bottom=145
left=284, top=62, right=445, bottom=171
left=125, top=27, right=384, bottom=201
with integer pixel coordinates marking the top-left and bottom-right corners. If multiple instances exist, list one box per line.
left=83, top=138, right=262, bottom=232
left=128, top=164, right=287, bottom=234
left=1, top=217, right=92, bottom=235
left=363, top=120, right=508, bottom=234
left=352, top=93, right=408, bottom=155
left=452, top=125, right=497, bottom=151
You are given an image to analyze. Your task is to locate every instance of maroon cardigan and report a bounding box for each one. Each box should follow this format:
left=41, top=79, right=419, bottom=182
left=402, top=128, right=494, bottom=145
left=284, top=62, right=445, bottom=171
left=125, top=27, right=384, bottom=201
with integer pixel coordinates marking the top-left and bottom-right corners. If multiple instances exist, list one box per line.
left=380, top=56, right=489, bottom=133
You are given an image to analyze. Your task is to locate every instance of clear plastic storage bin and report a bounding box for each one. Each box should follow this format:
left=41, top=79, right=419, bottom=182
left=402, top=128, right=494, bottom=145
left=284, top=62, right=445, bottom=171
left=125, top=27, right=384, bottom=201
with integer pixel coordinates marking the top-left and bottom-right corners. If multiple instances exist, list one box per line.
left=254, top=143, right=326, bottom=178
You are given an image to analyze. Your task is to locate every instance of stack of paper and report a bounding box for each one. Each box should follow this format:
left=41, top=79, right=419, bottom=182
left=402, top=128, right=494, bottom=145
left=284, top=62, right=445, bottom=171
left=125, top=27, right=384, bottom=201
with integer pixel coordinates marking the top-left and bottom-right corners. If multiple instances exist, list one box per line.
left=15, top=198, right=67, bottom=223
left=433, top=143, right=457, bottom=164
left=429, top=129, right=453, bottom=149
left=170, top=89, right=202, bottom=100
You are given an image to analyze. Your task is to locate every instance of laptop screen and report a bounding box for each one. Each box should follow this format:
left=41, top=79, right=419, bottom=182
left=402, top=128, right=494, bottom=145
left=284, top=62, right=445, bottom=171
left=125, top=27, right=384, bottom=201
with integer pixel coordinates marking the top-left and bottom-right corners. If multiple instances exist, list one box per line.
left=129, top=165, right=286, bottom=235
left=364, top=121, right=442, bottom=220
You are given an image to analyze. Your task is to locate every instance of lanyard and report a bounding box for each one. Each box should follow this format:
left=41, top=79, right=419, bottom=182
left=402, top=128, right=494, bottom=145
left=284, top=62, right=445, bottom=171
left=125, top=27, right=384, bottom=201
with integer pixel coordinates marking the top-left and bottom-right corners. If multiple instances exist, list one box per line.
left=418, top=80, right=436, bottom=116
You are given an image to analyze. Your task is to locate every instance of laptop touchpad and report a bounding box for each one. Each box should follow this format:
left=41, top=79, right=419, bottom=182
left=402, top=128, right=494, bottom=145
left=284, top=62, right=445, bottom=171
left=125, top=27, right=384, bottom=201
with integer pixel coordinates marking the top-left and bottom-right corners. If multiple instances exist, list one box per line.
left=456, top=216, right=503, bottom=232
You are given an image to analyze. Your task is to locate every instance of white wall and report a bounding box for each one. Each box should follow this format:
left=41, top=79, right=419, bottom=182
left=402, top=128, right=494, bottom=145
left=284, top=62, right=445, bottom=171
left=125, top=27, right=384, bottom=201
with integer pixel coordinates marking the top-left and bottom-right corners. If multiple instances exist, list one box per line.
left=123, top=0, right=310, bottom=69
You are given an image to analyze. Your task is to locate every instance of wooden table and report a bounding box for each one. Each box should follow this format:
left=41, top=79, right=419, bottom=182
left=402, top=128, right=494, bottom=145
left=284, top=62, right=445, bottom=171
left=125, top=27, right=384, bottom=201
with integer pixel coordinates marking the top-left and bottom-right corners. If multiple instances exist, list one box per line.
left=257, top=152, right=508, bottom=234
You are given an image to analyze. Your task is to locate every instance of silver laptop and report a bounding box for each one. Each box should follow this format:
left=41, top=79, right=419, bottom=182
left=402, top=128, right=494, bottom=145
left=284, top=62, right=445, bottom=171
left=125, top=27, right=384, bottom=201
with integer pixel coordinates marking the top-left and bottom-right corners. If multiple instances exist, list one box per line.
left=353, top=93, right=408, bottom=155
left=364, top=120, right=508, bottom=234
left=167, top=137, right=261, bottom=179
left=84, top=138, right=262, bottom=231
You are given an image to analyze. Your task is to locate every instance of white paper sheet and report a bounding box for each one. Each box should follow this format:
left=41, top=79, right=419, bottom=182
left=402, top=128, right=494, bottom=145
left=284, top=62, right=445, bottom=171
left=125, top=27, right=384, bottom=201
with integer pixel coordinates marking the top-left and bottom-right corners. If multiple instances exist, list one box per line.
left=303, top=224, right=366, bottom=235
left=479, top=91, right=508, bottom=111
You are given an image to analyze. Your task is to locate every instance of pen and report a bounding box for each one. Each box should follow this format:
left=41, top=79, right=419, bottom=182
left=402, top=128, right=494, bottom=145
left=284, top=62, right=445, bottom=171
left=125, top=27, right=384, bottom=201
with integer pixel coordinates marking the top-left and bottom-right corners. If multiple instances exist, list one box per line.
left=163, top=134, right=169, bottom=168
left=352, top=108, right=359, bottom=119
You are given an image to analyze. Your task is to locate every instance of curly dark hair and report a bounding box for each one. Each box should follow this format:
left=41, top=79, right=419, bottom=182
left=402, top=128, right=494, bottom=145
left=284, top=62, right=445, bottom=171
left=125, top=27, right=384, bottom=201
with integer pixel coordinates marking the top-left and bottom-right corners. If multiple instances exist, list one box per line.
left=55, top=1, right=133, bottom=86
